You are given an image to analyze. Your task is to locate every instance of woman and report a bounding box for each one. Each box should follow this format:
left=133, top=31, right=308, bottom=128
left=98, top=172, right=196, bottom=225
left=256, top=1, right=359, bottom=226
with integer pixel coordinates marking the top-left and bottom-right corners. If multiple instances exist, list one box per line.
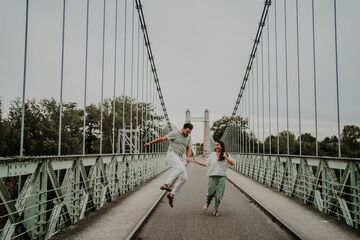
left=193, top=140, right=235, bottom=216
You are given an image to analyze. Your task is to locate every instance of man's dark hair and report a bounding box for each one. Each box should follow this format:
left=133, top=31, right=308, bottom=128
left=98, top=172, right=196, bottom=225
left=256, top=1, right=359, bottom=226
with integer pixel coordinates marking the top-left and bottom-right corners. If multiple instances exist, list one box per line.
left=183, top=122, right=193, bottom=130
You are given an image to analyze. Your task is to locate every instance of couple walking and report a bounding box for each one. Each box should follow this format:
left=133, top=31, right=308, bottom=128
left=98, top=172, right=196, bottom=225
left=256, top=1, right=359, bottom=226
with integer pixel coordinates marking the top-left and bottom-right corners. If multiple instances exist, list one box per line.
left=144, top=123, right=235, bottom=216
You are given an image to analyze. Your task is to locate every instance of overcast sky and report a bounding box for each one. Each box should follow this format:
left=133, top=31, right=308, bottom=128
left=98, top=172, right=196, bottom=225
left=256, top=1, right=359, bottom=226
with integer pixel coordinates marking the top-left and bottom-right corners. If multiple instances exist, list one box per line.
left=1, top=0, right=359, bottom=143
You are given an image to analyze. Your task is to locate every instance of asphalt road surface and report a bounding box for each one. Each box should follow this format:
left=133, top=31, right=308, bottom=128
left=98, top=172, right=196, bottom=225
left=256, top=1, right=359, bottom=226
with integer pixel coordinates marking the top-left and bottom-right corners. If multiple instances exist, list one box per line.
left=136, top=163, right=295, bottom=240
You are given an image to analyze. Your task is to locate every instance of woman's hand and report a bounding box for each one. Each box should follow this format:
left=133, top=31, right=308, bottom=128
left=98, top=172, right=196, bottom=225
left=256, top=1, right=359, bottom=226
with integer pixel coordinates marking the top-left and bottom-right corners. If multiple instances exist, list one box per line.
left=225, top=152, right=236, bottom=166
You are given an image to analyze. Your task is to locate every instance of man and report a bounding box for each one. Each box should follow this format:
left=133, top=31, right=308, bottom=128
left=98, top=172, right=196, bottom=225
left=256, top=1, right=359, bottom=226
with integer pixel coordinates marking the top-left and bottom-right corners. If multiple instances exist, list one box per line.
left=144, top=123, right=193, bottom=207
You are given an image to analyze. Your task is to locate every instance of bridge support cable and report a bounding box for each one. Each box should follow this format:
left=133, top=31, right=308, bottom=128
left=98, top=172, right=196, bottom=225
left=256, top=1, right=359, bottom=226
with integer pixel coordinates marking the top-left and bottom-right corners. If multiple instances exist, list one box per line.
left=333, top=0, right=341, bottom=157
left=111, top=0, right=119, bottom=154
left=148, top=59, right=154, bottom=153
left=242, top=85, right=245, bottom=153
left=261, top=36, right=265, bottom=154
left=274, top=0, right=280, bottom=155
left=83, top=0, right=90, bottom=155
left=20, top=0, right=29, bottom=157
left=150, top=69, right=154, bottom=153
left=252, top=67, right=255, bottom=153
left=283, top=0, right=290, bottom=155
left=135, top=0, right=171, bottom=130
left=267, top=15, right=272, bottom=155
left=246, top=90, right=248, bottom=153
left=99, top=0, right=106, bottom=154
left=295, top=0, right=302, bottom=156
left=129, top=0, right=134, bottom=154
left=248, top=79, right=251, bottom=153
left=256, top=51, right=260, bottom=154
left=121, top=0, right=128, bottom=154
left=231, top=0, right=271, bottom=117
left=136, top=19, right=140, bottom=154
left=140, top=38, right=145, bottom=153
left=145, top=56, right=149, bottom=152
left=311, top=0, right=319, bottom=157
left=58, top=0, right=66, bottom=155
left=239, top=103, right=242, bottom=153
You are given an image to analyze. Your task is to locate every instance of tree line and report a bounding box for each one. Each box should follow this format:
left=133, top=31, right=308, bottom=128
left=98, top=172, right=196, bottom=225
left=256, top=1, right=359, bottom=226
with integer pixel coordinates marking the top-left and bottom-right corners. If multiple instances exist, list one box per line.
left=211, top=116, right=360, bottom=158
left=0, top=97, right=166, bottom=157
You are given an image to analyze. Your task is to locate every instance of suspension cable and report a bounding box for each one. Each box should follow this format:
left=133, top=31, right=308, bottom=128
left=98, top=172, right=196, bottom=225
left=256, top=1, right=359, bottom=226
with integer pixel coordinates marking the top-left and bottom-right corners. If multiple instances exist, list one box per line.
left=58, top=0, right=66, bottom=156
left=333, top=0, right=341, bottom=157
left=267, top=14, right=271, bottom=154
left=284, top=0, right=290, bottom=155
left=261, top=36, right=265, bottom=154
left=121, top=0, right=127, bottom=153
left=99, top=0, right=106, bottom=154
left=135, top=0, right=171, bottom=130
left=312, top=0, right=319, bottom=156
left=296, top=0, right=302, bottom=155
left=130, top=0, right=135, bottom=153
left=231, top=0, right=271, bottom=117
left=20, top=0, right=29, bottom=157
left=112, top=0, right=118, bottom=154
left=136, top=19, right=140, bottom=153
left=83, top=0, right=90, bottom=155
left=274, top=0, right=279, bottom=154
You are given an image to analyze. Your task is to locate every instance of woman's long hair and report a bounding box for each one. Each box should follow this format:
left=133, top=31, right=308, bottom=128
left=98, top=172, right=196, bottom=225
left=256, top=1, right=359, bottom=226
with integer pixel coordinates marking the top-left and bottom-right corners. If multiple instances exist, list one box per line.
left=216, top=140, right=226, bottom=161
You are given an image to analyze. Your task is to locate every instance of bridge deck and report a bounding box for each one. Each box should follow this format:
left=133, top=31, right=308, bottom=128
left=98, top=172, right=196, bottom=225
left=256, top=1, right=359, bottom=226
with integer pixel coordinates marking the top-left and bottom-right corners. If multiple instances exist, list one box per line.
left=137, top=164, right=292, bottom=240
left=50, top=161, right=360, bottom=240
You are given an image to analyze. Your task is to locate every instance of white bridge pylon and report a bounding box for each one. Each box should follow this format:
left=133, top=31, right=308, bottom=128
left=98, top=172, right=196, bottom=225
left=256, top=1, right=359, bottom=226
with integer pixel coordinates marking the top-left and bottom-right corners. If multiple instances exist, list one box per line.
left=185, top=109, right=214, bottom=156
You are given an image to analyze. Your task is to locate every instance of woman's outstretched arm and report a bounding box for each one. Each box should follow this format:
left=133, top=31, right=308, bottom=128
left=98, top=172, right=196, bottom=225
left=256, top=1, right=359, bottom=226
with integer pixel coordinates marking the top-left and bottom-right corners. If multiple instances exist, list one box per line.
left=192, top=158, right=207, bottom=167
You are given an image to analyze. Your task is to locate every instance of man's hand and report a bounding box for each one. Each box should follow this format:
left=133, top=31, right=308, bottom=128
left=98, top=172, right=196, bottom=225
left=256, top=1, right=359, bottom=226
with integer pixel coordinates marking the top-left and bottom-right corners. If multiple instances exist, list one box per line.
left=144, top=143, right=150, bottom=148
left=186, top=157, right=192, bottom=163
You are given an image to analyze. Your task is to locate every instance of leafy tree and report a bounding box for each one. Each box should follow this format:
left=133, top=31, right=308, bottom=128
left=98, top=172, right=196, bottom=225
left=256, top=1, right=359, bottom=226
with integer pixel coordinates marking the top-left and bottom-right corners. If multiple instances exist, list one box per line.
left=3, top=98, right=23, bottom=156
left=85, top=104, right=101, bottom=154
left=341, top=125, right=360, bottom=144
left=211, top=115, right=247, bottom=141
left=39, top=99, right=60, bottom=155
left=341, top=125, right=360, bottom=157
left=263, top=131, right=297, bottom=155
left=60, top=102, right=83, bottom=155
left=319, top=135, right=338, bottom=157
left=264, top=135, right=277, bottom=154
left=299, top=133, right=317, bottom=156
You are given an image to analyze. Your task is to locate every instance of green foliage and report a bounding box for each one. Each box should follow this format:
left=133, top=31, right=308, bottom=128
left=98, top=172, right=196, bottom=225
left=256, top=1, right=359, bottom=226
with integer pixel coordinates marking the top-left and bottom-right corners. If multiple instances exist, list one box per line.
left=299, top=133, right=317, bottom=156
left=211, top=115, right=247, bottom=141
left=212, top=115, right=360, bottom=158
left=341, top=125, right=360, bottom=157
left=0, top=97, right=164, bottom=157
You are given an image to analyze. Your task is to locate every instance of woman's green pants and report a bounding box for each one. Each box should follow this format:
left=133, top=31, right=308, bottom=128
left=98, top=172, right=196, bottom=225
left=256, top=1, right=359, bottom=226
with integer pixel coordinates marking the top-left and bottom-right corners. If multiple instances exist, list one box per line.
left=206, top=176, right=227, bottom=211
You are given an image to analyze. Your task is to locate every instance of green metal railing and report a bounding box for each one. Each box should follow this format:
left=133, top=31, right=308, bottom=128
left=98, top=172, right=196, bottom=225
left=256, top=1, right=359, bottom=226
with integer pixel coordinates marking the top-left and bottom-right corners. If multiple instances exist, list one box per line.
left=230, top=153, right=360, bottom=229
left=0, top=153, right=168, bottom=240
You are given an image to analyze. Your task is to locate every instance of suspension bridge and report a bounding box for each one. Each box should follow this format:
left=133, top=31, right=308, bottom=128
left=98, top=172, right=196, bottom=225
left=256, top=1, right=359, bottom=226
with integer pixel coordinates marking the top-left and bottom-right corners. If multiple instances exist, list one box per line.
left=0, top=0, right=359, bottom=239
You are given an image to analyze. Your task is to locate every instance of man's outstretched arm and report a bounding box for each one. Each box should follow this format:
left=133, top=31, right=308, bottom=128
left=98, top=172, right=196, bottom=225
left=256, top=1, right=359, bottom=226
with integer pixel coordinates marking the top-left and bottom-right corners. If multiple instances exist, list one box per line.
left=185, top=145, right=193, bottom=162
left=144, top=136, right=168, bottom=148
